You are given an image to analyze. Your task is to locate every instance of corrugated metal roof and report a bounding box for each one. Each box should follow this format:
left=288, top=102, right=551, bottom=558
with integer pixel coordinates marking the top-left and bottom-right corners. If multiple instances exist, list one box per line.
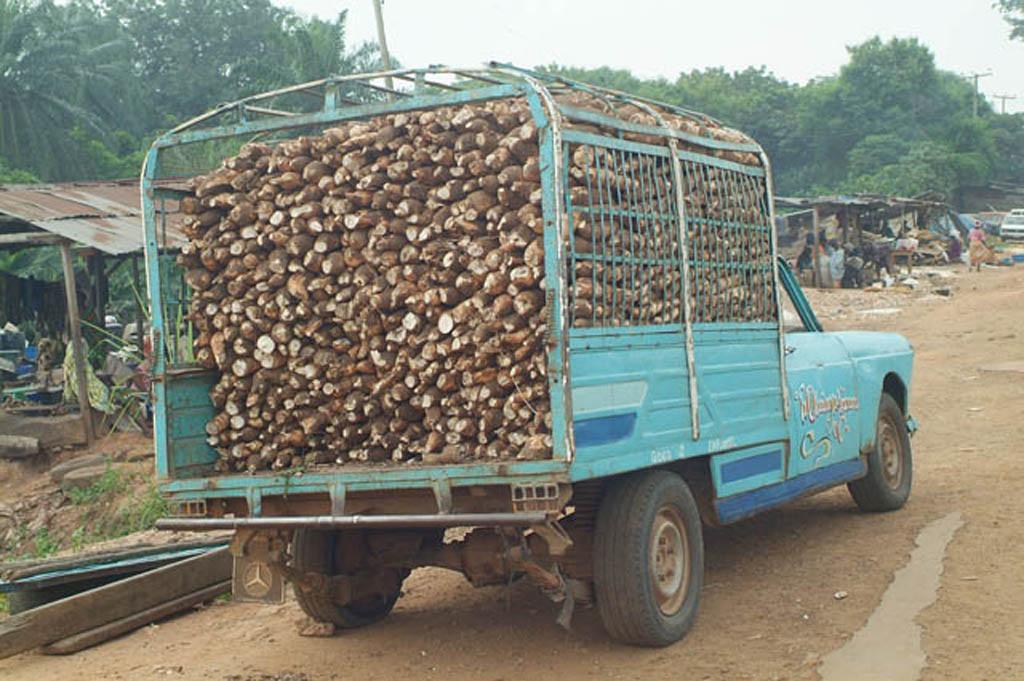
left=0, top=180, right=187, bottom=255
left=775, top=194, right=948, bottom=211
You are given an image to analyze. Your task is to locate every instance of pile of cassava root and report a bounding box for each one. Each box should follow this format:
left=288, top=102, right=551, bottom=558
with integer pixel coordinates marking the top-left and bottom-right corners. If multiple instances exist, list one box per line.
left=181, top=98, right=553, bottom=472
left=178, top=93, right=769, bottom=473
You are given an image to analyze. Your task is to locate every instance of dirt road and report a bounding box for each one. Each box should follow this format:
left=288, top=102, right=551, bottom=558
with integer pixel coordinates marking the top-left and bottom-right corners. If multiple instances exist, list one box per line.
left=3, top=265, right=1022, bottom=681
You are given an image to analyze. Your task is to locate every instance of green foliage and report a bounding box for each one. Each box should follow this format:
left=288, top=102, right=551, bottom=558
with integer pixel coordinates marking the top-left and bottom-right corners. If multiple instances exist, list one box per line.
left=0, top=155, right=36, bottom=182
left=0, top=0, right=148, bottom=179
left=0, top=1, right=1016, bottom=213
left=30, top=526, right=59, bottom=557
left=846, top=135, right=911, bottom=178
left=0, top=0, right=380, bottom=184
left=4, top=469, right=170, bottom=560
left=96, top=1, right=382, bottom=126
left=0, top=246, right=62, bottom=282
left=67, top=127, right=146, bottom=180
left=846, top=142, right=958, bottom=196
left=66, top=463, right=126, bottom=504
left=63, top=462, right=168, bottom=540
left=98, top=0, right=296, bottom=124
left=283, top=10, right=387, bottom=85
left=998, top=0, right=1024, bottom=39
left=75, top=482, right=168, bottom=540
left=553, top=36, right=1017, bottom=201
left=3, top=525, right=62, bottom=560
left=0, top=485, right=168, bottom=563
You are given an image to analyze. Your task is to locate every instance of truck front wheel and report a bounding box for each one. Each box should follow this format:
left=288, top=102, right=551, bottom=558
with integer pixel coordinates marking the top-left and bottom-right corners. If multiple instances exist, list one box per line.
left=848, top=393, right=913, bottom=512
left=594, top=470, right=704, bottom=646
left=291, top=528, right=405, bottom=628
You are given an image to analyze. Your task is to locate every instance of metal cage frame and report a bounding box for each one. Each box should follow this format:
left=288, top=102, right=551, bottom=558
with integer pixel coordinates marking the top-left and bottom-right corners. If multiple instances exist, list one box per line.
left=141, top=62, right=788, bottom=486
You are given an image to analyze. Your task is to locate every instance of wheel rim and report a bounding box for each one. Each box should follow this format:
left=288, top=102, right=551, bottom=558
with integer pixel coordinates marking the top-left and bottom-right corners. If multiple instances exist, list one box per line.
left=878, top=417, right=903, bottom=489
left=649, top=505, right=689, bottom=616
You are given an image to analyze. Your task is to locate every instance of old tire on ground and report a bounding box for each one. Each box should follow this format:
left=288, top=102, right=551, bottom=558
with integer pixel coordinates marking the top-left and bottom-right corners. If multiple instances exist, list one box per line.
left=594, top=470, right=704, bottom=647
left=291, top=528, right=405, bottom=628
left=848, top=393, right=913, bottom=512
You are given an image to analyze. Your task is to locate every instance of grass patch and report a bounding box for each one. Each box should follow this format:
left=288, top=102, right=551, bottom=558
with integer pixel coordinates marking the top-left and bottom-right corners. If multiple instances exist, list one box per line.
left=72, top=483, right=169, bottom=545
left=30, top=528, right=60, bottom=559
left=64, top=463, right=168, bottom=540
left=66, top=465, right=127, bottom=505
left=1, top=466, right=170, bottom=561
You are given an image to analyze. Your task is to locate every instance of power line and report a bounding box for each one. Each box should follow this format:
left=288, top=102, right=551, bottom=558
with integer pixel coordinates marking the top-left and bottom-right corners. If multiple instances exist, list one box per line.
left=993, top=94, right=1018, bottom=115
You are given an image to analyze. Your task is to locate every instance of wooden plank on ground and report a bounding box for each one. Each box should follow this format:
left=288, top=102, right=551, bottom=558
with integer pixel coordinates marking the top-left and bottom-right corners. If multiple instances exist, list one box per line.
left=0, top=546, right=230, bottom=659
left=40, top=580, right=230, bottom=655
left=1, top=536, right=230, bottom=582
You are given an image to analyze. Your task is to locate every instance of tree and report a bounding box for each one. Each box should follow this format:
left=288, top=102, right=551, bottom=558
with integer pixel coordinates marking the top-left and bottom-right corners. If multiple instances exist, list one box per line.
left=282, top=10, right=383, bottom=85
left=846, top=134, right=911, bottom=179
left=990, top=113, right=1024, bottom=181
left=541, top=36, right=1010, bottom=202
left=98, top=0, right=297, bottom=124
left=0, top=0, right=142, bottom=179
left=0, top=155, right=36, bottom=183
left=997, top=0, right=1024, bottom=39
left=847, top=142, right=959, bottom=197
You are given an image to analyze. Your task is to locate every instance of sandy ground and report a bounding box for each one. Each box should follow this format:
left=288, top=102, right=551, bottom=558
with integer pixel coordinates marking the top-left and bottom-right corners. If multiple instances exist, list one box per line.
left=2, top=264, right=1022, bottom=681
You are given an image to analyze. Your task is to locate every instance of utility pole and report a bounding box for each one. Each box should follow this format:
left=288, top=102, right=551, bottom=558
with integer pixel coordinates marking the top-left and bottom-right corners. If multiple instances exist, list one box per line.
left=993, top=94, right=1018, bottom=114
left=967, top=71, right=992, bottom=117
left=371, top=0, right=395, bottom=99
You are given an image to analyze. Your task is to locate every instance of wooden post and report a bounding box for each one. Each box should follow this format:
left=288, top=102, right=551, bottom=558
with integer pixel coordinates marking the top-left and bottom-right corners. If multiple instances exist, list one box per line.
left=811, top=206, right=820, bottom=288
left=88, top=254, right=107, bottom=329
left=59, top=242, right=96, bottom=445
left=132, top=255, right=144, bottom=348
left=371, top=0, right=395, bottom=98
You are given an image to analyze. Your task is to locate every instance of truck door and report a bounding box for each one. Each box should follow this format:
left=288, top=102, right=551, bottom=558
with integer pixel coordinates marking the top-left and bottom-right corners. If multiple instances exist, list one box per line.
left=783, top=332, right=862, bottom=478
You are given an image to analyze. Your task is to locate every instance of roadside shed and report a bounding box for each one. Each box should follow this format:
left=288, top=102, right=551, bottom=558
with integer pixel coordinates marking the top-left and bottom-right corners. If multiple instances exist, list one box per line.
left=0, top=180, right=185, bottom=444
left=775, top=193, right=951, bottom=287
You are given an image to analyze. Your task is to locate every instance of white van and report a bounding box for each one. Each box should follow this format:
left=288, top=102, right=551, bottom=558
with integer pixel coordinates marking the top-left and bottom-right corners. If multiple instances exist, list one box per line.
left=1002, top=210, right=1024, bottom=240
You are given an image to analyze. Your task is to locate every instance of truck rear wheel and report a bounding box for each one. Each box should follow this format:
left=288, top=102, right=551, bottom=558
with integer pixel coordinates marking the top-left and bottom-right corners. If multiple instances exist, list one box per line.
left=594, top=470, right=704, bottom=647
left=848, top=393, right=913, bottom=512
left=291, top=528, right=405, bottom=628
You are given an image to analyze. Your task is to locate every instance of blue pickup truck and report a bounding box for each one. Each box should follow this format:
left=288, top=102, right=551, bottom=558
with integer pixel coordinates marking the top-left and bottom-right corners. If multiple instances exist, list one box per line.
left=144, top=65, right=914, bottom=647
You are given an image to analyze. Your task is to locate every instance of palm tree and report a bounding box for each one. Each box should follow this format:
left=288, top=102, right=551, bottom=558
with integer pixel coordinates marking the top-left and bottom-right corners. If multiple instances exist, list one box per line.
left=282, top=11, right=386, bottom=104
left=0, top=0, right=144, bottom=180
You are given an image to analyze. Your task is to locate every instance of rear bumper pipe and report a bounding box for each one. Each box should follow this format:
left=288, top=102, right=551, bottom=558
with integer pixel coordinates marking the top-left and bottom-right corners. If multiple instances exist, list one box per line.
left=155, top=511, right=551, bottom=531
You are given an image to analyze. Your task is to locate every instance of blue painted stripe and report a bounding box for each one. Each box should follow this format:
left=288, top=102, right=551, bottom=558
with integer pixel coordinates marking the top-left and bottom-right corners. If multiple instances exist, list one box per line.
left=714, top=458, right=866, bottom=524
left=720, top=450, right=782, bottom=484
left=573, top=413, right=637, bottom=448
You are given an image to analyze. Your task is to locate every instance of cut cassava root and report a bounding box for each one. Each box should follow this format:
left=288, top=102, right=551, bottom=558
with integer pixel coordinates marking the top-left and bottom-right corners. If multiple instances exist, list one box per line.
left=178, top=92, right=771, bottom=473
left=181, top=99, right=553, bottom=472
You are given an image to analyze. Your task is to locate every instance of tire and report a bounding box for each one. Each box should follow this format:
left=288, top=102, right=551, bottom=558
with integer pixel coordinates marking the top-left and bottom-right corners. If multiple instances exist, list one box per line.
left=291, top=529, right=405, bottom=628
left=594, top=470, right=704, bottom=647
left=848, top=393, right=913, bottom=512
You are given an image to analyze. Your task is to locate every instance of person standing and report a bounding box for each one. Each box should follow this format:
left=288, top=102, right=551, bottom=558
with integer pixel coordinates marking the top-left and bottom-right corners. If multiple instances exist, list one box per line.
left=968, top=220, right=988, bottom=272
left=842, top=243, right=865, bottom=289
left=828, top=240, right=845, bottom=288
left=946, top=234, right=962, bottom=264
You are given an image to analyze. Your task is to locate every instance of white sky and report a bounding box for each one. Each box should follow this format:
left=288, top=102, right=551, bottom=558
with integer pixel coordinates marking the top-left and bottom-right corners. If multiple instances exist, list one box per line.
left=275, top=0, right=1024, bottom=114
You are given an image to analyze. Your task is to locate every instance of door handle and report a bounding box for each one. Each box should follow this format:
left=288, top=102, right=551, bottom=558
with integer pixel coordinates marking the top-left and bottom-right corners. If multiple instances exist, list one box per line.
left=785, top=345, right=796, bottom=355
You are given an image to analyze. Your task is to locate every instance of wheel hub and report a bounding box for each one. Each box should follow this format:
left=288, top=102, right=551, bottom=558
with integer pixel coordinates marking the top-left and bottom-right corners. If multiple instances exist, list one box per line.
left=878, top=418, right=903, bottom=489
left=650, top=506, right=689, bottom=616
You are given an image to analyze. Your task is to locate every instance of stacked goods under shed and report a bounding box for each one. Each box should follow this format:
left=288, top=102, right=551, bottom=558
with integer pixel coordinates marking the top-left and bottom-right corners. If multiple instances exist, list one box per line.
left=176, top=93, right=774, bottom=473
